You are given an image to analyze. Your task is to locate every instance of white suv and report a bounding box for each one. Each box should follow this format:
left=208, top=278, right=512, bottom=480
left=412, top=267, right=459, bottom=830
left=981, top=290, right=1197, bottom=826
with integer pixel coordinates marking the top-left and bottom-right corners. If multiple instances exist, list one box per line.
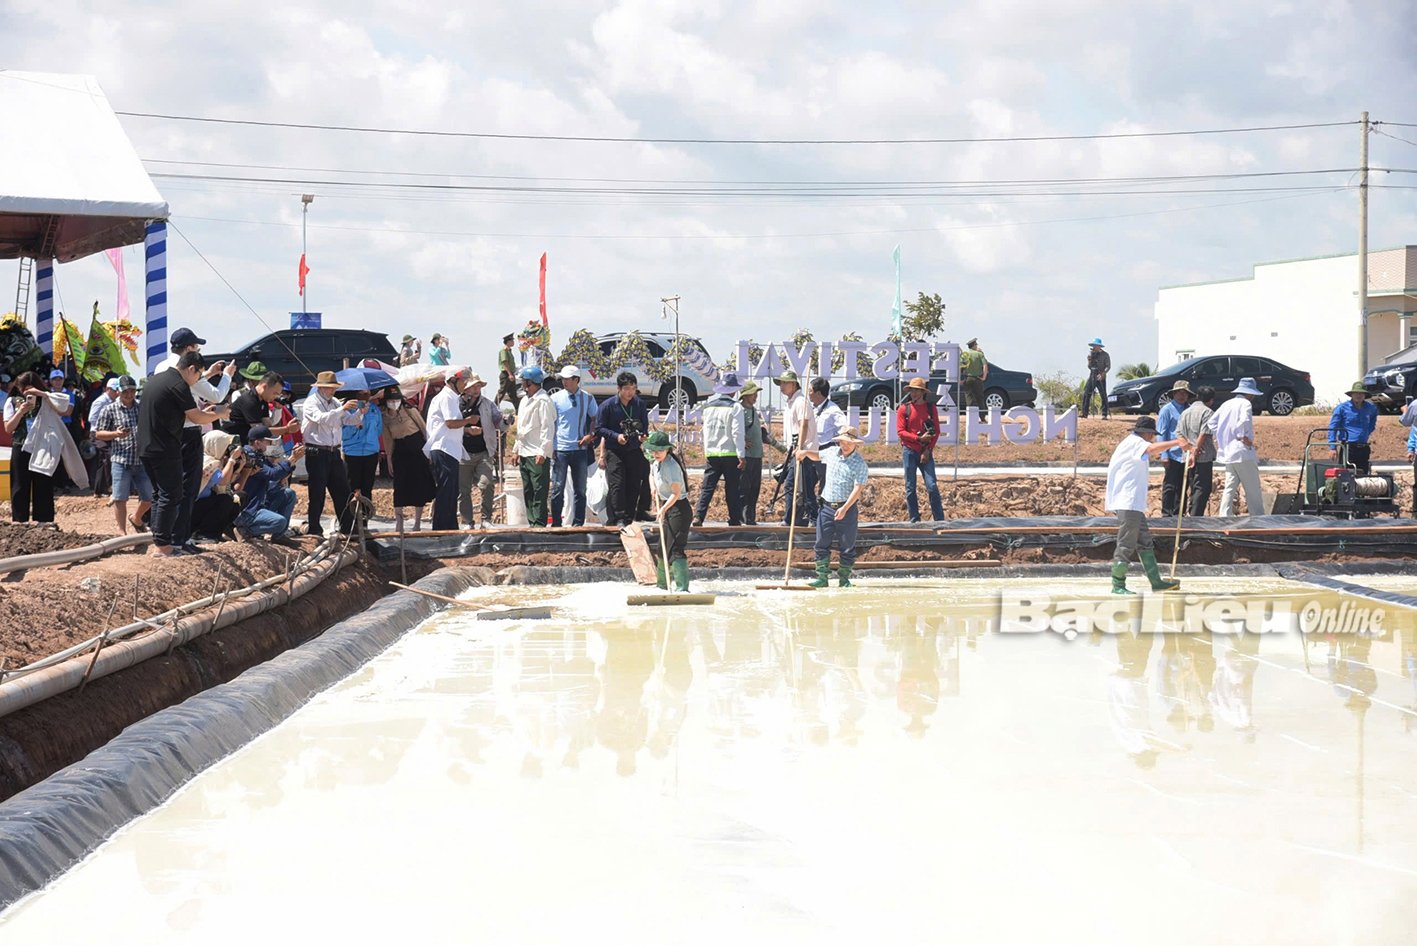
left=573, top=332, right=717, bottom=410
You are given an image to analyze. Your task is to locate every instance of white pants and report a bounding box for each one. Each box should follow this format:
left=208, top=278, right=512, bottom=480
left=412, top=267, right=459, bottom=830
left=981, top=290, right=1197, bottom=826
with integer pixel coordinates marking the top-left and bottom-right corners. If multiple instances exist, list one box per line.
left=1219, top=458, right=1263, bottom=516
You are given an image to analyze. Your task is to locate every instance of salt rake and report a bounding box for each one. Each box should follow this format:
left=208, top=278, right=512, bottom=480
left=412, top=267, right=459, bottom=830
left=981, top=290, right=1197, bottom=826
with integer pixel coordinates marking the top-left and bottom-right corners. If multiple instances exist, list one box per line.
left=388, top=582, right=554, bottom=620
left=755, top=416, right=817, bottom=592
left=627, top=495, right=716, bottom=607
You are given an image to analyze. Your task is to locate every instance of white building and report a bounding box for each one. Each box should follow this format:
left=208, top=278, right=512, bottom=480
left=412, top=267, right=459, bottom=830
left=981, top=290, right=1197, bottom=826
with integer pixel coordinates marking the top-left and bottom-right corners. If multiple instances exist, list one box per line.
left=1155, top=246, right=1416, bottom=403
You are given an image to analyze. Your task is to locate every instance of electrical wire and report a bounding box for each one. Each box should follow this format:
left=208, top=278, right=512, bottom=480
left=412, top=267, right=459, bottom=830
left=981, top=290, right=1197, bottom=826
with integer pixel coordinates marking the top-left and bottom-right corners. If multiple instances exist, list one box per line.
left=115, top=111, right=1358, bottom=145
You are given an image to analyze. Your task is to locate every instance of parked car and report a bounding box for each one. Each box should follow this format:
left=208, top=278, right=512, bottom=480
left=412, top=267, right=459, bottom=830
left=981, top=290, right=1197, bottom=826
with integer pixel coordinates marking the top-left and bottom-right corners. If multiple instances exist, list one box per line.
left=1361, top=359, right=1416, bottom=412
left=830, top=363, right=1037, bottom=414
left=1107, top=355, right=1313, bottom=415
left=566, top=332, right=716, bottom=409
left=202, top=329, right=399, bottom=390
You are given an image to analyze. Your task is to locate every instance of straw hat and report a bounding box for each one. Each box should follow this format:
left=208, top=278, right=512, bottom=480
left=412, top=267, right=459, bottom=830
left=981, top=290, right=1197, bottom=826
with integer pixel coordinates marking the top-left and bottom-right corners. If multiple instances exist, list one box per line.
left=834, top=426, right=867, bottom=444
left=314, top=371, right=341, bottom=388
left=904, top=376, right=931, bottom=391
left=1167, top=379, right=1193, bottom=396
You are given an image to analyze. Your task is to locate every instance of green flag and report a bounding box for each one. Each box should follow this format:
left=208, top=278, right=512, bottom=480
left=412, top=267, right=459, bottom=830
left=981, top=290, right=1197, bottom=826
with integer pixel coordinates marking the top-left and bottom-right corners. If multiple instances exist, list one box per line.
left=84, top=302, right=127, bottom=382
left=53, top=314, right=88, bottom=379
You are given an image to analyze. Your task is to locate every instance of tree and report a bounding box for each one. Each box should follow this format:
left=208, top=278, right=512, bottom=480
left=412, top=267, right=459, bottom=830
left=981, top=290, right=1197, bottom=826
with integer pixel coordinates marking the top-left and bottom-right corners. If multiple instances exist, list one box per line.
left=901, top=291, right=946, bottom=342
left=1034, top=371, right=1086, bottom=409
left=1117, top=362, right=1154, bottom=380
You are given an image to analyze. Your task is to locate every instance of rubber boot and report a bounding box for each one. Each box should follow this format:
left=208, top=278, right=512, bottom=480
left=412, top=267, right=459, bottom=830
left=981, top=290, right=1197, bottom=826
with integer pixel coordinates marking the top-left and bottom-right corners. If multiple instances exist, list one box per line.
left=808, top=560, right=831, bottom=588
left=837, top=565, right=854, bottom=588
left=1140, top=550, right=1180, bottom=591
left=655, top=560, right=668, bottom=590
left=1111, top=561, right=1133, bottom=596
left=671, top=558, right=690, bottom=593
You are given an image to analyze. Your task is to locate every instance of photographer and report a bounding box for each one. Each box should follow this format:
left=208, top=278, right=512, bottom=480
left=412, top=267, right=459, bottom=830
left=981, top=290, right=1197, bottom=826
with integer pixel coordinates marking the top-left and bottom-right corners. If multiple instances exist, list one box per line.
left=192, top=431, right=250, bottom=542
left=896, top=376, right=944, bottom=522
left=595, top=371, right=652, bottom=527
left=235, top=425, right=305, bottom=543
left=3, top=370, right=83, bottom=523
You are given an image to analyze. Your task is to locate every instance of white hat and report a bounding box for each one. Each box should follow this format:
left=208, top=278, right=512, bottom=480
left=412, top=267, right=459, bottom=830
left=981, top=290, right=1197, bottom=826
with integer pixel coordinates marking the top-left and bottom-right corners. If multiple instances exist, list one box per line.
left=559, top=364, right=582, bottom=379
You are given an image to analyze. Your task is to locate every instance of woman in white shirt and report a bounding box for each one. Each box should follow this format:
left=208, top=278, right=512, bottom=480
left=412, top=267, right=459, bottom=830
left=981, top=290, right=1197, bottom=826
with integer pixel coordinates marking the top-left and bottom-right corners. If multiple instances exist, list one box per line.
left=3, top=370, right=74, bottom=523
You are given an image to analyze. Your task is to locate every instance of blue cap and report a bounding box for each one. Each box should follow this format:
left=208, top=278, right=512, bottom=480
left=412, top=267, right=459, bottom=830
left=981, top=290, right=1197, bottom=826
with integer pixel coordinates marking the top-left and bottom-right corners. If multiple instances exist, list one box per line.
left=518, top=365, right=546, bottom=385
left=49, top=368, right=65, bottom=380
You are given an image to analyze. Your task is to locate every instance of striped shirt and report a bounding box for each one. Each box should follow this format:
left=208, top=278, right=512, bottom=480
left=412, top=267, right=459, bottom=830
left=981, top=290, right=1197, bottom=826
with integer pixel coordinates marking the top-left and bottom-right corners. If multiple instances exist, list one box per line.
left=96, top=399, right=142, bottom=466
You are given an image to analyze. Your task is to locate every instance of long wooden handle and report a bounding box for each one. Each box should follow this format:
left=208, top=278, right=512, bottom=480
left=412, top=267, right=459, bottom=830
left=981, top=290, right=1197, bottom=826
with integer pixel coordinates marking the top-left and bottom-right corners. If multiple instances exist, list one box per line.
left=783, top=414, right=810, bottom=583
left=389, top=581, right=486, bottom=610
left=1170, top=457, right=1192, bottom=580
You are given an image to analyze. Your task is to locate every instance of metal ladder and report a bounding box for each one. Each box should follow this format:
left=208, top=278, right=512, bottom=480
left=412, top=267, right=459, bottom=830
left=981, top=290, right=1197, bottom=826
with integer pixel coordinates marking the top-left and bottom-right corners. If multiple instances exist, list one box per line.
left=13, top=257, right=33, bottom=322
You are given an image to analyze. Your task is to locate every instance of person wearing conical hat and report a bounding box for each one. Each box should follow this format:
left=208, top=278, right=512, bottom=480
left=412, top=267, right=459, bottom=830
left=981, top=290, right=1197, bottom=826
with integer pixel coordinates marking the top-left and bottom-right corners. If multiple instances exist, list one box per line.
left=1106, top=416, right=1189, bottom=595
left=1328, top=381, right=1378, bottom=475
left=799, top=426, right=870, bottom=588
left=773, top=370, right=819, bottom=527
left=1157, top=379, right=1193, bottom=517
left=1081, top=337, right=1111, bottom=419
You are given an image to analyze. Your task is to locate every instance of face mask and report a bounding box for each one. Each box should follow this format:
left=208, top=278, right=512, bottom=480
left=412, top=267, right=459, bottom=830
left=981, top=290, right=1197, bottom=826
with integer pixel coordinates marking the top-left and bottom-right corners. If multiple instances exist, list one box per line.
left=386, top=398, right=402, bottom=409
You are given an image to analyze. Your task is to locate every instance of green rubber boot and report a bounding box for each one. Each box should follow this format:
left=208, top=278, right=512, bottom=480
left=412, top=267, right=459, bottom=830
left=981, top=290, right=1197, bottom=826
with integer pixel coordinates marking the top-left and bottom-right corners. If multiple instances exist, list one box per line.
left=655, top=561, right=668, bottom=590
left=670, top=558, right=691, bottom=593
left=808, top=560, right=831, bottom=588
left=837, top=565, right=854, bottom=588
left=1141, top=550, right=1180, bottom=592
left=1111, top=560, right=1134, bottom=596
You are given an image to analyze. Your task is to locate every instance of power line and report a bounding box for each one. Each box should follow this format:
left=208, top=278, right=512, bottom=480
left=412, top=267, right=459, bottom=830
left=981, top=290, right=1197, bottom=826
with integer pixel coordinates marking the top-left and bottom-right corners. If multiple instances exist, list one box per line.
left=115, top=111, right=1357, bottom=145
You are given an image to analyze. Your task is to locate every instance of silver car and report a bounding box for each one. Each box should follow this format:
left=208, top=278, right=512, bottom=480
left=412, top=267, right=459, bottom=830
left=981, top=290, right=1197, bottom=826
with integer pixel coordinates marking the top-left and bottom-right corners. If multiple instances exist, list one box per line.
left=574, top=332, right=716, bottom=409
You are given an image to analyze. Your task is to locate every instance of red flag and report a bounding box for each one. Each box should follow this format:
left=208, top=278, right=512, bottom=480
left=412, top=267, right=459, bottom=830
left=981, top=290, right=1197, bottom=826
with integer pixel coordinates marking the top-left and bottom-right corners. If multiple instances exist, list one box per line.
left=298, top=254, right=310, bottom=296
left=538, top=252, right=548, bottom=327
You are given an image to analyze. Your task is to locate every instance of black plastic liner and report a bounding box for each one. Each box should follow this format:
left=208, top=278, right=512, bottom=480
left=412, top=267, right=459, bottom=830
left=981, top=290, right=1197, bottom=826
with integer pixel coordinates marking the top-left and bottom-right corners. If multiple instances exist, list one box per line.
left=375, top=515, right=1417, bottom=561
left=0, top=567, right=494, bottom=911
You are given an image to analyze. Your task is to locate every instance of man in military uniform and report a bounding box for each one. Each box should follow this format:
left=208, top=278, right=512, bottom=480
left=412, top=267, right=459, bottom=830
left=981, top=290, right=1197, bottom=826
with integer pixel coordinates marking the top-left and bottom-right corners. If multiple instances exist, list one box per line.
left=959, top=337, right=988, bottom=410
left=1081, top=337, right=1111, bottom=418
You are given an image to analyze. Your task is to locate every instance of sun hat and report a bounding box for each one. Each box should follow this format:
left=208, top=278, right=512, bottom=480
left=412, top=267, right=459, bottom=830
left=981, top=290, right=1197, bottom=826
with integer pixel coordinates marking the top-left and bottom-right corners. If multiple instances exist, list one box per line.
left=203, top=430, right=237, bottom=460
left=247, top=424, right=273, bottom=442
left=1089, top=337, right=1104, bottom=347
left=518, top=365, right=546, bottom=385
left=642, top=430, right=672, bottom=458
left=559, top=364, right=582, bottom=379
left=240, top=361, right=268, bottom=381
left=904, top=376, right=931, bottom=391
left=1346, top=380, right=1370, bottom=396
left=314, top=370, right=341, bottom=388
left=118, top=375, right=138, bottom=390
left=402, top=334, right=415, bottom=343
left=1133, top=416, right=1158, bottom=434
left=1232, top=377, right=1263, bottom=397
left=464, top=371, right=486, bottom=386
left=773, top=370, right=801, bottom=387
left=713, top=371, right=743, bottom=395
left=1168, top=379, right=1193, bottom=396
left=833, top=426, right=867, bottom=444
left=739, top=381, right=762, bottom=398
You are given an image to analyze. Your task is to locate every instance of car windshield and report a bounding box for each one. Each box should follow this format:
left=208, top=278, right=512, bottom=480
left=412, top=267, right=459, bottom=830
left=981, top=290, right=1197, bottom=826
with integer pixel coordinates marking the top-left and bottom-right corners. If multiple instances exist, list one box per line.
left=1151, top=360, right=1192, bottom=378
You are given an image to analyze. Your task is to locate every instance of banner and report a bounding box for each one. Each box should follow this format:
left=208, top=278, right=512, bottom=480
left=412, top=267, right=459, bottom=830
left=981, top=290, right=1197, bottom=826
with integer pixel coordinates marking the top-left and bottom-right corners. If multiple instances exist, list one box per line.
left=52, top=314, right=87, bottom=376
left=291, top=311, right=322, bottom=330
left=298, top=253, right=310, bottom=296
left=890, top=245, right=902, bottom=337
left=538, top=252, right=548, bottom=327
left=84, top=303, right=128, bottom=381
left=104, top=247, right=130, bottom=321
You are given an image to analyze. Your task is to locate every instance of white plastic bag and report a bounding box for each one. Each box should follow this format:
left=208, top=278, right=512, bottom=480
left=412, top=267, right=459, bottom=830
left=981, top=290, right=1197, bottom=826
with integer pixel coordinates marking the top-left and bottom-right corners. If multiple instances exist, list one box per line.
left=586, top=466, right=609, bottom=523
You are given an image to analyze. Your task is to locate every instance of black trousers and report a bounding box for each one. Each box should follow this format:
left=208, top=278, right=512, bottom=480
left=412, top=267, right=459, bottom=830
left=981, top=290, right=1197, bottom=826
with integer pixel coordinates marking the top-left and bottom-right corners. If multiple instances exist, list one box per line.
left=1161, top=458, right=1187, bottom=517
left=1188, top=461, right=1214, bottom=516
left=142, top=451, right=185, bottom=547
left=654, top=502, right=692, bottom=563
left=1346, top=442, right=1371, bottom=475
left=1081, top=374, right=1109, bottom=418
left=694, top=456, right=743, bottom=525
left=10, top=450, right=55, bottom=523
left=782, top=455, right=819, bottom=526
left=740, top=457, right=764, bottom=525
left=192, top=492, right=240, bottom=540
left=346, top=453, right=379, bottom=497
left=606, top=447, right=651, bottom=526
left=305, top=446, right=353, bottom=536
left=430, top=450, right=461, bottom=531
left=172, top=427, right=203, bottom=545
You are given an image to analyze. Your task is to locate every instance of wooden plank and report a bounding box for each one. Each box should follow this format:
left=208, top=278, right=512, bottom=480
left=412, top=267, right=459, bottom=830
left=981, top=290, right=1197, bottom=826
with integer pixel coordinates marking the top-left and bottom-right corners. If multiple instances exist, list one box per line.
left=790, top=559, right=1001, bottom=570
left=618, top=524, right=660, bottom=585
left=753, top=584, right=818, bottom=591
left=626, top=594, right=717, bottom=607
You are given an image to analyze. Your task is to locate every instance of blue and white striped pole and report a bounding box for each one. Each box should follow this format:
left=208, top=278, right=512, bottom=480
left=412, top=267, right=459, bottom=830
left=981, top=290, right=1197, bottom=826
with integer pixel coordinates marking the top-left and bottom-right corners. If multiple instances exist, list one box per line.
left=35, top=261, right=54, bottom=357
left=144, top=221, right=168, bottom=375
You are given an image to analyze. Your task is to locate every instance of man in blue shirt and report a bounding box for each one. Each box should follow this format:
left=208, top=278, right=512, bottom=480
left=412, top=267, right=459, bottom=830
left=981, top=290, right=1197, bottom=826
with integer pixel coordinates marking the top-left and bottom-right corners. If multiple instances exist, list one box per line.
left=1329, top=381, right=1379, bottom=474
left=237, top=425, right=304, bottom=543
left=800, top=426, right=870, bottom=588
left=1157, top=380, right=1192, bottom=517
left=595, top=371, right=652, bottom=527
left=550, top=365, right=598, bottom=526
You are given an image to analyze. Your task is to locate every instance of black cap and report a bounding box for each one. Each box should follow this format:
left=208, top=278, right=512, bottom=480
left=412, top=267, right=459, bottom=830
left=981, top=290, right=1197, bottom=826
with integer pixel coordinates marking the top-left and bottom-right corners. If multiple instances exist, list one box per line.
left=117, top=375, right=138, bottom=390
left=170, top=327, right=206, bottom=348
left=1132, top=416, right=1158, bottom=434
left=247, top=424, right=273, bottom=442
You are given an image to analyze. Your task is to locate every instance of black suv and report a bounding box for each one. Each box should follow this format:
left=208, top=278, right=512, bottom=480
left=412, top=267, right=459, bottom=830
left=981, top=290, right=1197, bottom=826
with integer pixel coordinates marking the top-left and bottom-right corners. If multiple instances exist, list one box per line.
left=203, top=329, right=399, bottom=389
left=1107, top=355, right=1314, bottom=416
left=1361, top=359, right=1417, bottom=412
left=830, top=363, right=1037, bottom=414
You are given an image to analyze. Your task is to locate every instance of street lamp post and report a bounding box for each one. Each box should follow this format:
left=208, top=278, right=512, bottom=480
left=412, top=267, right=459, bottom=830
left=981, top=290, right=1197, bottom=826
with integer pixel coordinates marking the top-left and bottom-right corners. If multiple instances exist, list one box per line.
left=301, top=194, right=314, bottom=315
left=661, top=295, right=682, bottom=436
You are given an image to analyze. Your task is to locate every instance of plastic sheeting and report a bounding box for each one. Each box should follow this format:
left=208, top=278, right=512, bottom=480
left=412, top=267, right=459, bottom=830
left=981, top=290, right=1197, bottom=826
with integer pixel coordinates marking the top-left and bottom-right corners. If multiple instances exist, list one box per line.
left=0, top=567, right=492, bottom=910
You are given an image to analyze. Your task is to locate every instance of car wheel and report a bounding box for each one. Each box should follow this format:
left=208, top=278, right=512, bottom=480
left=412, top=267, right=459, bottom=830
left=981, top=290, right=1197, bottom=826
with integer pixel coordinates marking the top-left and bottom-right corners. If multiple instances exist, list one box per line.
left=1267, top=388, right=1296, bottom=416
left=661, top=380, right=696, bottom=414
left=984, top=388, right=1009, bottom=411
left=869, top=389, right=895, bottom=414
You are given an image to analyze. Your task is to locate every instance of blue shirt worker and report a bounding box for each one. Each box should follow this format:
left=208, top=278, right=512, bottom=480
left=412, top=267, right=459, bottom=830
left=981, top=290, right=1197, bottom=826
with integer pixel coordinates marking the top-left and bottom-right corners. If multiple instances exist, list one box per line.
left=801, top=426, right=870, bottom=589
left=693, top=371, right=747, bottom=526
left=237, top=425, right=304, bottom=542
left=342, top=391, right=385, bottom=525
left=550, top=364, right=598, bottom=527
left=1328, top=381, right=1379, bottom=475
left=1156, top=380, right=1193, bottom=517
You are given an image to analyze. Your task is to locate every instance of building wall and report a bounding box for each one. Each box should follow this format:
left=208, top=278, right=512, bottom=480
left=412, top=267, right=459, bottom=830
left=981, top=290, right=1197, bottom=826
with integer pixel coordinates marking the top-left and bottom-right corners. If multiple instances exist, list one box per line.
left=1155, top=248, right=1416, bottom=404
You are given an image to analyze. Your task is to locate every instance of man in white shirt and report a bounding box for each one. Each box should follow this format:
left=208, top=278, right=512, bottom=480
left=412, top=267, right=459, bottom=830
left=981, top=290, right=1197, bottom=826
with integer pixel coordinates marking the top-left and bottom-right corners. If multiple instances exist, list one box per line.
left=809, top=376, right=846, bottom=514
left=1205, top=378, right=1263, bottom=516
left=155, top=327, right=237, bottom=552
left=300, top=370, right=361, bottom=536
left=86, top=377, right=122, bottom=496
left=1106, top=416, right=1189, bottom=595
left=425, top=366, right=477, bottom=530
left=515, top=366, right=556, bottom=528
left=774, top=370, right=819, bottom=526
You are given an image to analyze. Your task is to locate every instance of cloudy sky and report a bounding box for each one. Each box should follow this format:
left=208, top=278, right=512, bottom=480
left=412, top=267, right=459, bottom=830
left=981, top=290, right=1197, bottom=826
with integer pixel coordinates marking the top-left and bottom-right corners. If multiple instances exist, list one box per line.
left=5, top=0, right=1417, bottom=383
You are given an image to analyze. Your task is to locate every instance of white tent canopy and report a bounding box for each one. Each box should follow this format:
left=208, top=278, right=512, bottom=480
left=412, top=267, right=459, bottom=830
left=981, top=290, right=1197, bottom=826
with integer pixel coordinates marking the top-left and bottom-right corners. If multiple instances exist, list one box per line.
left=0, top=71, right=168, bottom=262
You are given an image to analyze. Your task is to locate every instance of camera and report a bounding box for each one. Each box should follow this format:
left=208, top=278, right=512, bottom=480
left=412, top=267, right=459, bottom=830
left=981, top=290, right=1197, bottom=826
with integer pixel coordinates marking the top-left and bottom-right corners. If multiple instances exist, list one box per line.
left=922, top=418, right=937, bottom=438
left=621, top=418, right=644, bottom=440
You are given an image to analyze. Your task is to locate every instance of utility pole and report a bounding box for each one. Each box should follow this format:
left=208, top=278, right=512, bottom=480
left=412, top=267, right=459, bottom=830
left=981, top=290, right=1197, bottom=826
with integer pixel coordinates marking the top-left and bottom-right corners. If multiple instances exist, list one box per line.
left=661, top=295, right=682, bottom=437
left=1358, top=112, right=1369, bottom=378
left=301, top=193, right=314, bottom=315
